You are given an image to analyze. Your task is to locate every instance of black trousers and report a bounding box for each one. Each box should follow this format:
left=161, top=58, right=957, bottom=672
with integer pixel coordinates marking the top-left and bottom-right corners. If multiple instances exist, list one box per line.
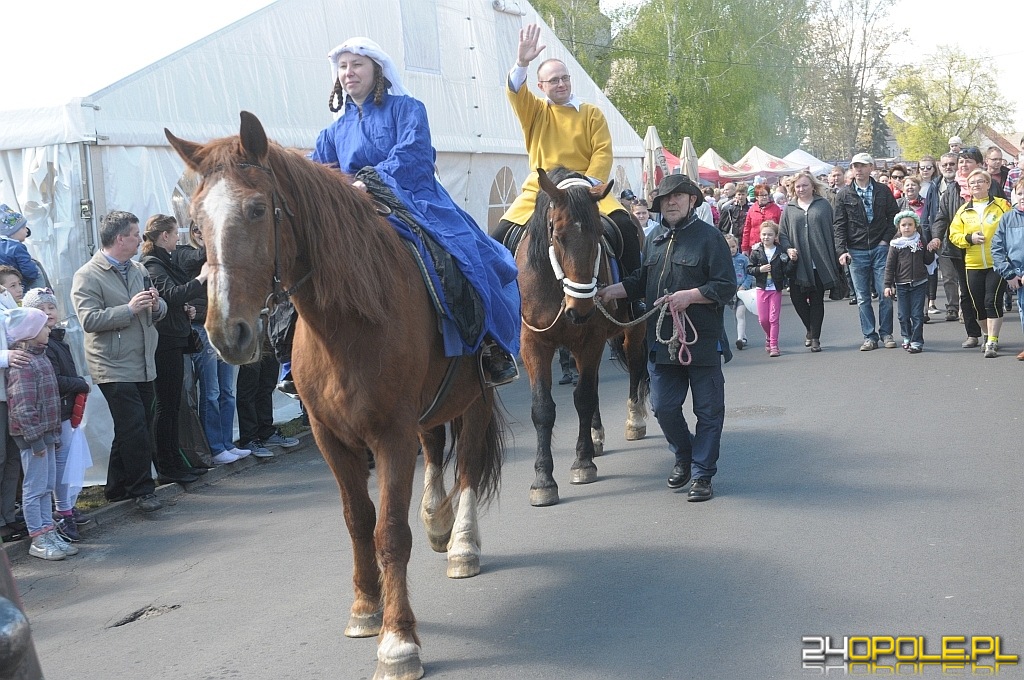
left=952, top=257, right=982, bottom=338
left=789, top=271, right=826, bottom=340
left=153, top=347, right=186, bottom=475
left=236, top=350, right=279, bottom=445
left=97, top=381, right=157, bottom=500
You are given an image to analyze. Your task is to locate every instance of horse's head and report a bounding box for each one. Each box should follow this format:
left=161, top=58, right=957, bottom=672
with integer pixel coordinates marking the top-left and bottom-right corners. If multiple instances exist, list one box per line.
left=165, top=111, right=289, bottom=364
left=537, top=168, right=613, bottom=324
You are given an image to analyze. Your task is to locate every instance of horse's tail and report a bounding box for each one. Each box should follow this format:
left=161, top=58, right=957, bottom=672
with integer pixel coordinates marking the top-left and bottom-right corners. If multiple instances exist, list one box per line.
left=448, top=392, right=507, bottom=505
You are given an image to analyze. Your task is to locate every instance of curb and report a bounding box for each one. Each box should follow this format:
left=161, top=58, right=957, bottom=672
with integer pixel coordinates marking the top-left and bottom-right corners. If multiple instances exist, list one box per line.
left=2, top=431, right=315, bottom=561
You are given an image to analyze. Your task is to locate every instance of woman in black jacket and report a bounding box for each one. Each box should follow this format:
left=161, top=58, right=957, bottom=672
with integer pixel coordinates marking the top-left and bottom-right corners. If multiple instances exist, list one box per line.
left=141, top=215, right=209, bottom=483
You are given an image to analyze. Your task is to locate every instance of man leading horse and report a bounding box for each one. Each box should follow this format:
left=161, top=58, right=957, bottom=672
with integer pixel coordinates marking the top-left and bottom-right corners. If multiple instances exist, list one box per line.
left=491, top=23, right=642, bottom=286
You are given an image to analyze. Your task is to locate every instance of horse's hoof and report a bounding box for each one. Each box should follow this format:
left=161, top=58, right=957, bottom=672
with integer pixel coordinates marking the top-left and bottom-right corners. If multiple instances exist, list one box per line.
left=447, top=554, right=481, bottom=579
left=426, top=529, right=452, bottom=553
left=344, top=609, right=383, bottom=638
left=530, top=487, right=559, bottom=506
left=570, top=466, right=598, bottom=484
left=591, top=427, right=605, bottom=456
left=625, top=425, right=646, bottom=440
left=374, top=634, right=424, bottom=680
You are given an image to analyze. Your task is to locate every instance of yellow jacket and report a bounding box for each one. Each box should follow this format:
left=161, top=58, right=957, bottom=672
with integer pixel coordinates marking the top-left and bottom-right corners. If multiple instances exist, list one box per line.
left=949, top=197, right=1012, bottom=269
left=503, top=83, right=622, bottom=225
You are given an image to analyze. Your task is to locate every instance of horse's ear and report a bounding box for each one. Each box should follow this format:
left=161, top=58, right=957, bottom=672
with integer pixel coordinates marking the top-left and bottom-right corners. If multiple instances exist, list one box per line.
left=239, top=111, right=269, bottom=162
left=592, top=178, right=614, bottom=201
left=165, top=129, right=204, bottom=171
left=537, top=168, right=563, bottom=200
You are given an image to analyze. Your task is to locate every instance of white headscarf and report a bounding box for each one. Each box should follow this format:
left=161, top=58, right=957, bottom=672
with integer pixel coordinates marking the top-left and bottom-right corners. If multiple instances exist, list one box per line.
left=327, top=37, right=410, bottom=117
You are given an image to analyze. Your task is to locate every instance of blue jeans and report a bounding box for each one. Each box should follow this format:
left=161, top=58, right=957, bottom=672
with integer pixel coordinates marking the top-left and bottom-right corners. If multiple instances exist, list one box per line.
left=848, top=246, right=893, bottom=341
left=896, top=281, right=927, bottom=347
left=649, top=360, right=725, bottom=481
left=1018, top=288, right=1024, bottom=336
left=192, top=324, right=239, bottom=454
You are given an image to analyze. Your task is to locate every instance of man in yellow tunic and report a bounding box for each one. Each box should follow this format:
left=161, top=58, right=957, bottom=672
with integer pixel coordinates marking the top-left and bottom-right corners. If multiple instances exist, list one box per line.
left=492, top=23, right=642, bottom=279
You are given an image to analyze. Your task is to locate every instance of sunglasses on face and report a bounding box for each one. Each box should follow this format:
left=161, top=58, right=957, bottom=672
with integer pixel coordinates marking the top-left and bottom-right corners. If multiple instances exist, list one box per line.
left=891, top=174, right=905, bottom=179
left=919, top=165, right=934, bottom=171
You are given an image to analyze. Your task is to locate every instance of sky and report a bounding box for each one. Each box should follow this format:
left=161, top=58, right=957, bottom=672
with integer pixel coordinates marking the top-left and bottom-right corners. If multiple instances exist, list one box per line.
left=5, top=0, right=1023, bottom=133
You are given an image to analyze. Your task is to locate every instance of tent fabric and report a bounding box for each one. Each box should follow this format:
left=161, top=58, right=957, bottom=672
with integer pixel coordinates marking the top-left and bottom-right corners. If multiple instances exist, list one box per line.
left=0, top=0, right=643, bottom=485
left=784, top=149, right=834, bottom=176
left=698, top=148, right=746, bottom=183
left=732, top=146, right=807, bottom=181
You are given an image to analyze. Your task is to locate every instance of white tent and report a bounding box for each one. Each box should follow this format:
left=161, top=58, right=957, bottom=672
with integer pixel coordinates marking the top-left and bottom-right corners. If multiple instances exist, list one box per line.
left=784, top=149, right=834, bottom=176
left=732, top=146, right=807, bottom=181
left=0, top=0, right=643, bottom=483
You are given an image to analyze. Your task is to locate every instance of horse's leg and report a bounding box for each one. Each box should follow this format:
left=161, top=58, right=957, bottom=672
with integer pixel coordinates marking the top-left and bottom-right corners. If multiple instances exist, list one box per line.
left=570, top=342, right=604, bottom=485
left=418, top=425, right=454, bottom=553
left=623, top=325, right=649, bottom=440
left=310, top=416, right=383, bottom=639
left=522, top=335, right=558, bottom=506
left=370, top=425, right=424, bottom=680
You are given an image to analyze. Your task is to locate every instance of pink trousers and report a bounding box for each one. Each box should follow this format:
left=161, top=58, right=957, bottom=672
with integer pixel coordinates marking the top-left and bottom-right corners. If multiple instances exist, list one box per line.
left=756, top=289, right=782, bottom=349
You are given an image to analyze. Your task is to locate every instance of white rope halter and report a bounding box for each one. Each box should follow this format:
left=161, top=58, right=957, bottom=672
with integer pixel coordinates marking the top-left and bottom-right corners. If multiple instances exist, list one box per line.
left=548, top=177, right=601, bottom=299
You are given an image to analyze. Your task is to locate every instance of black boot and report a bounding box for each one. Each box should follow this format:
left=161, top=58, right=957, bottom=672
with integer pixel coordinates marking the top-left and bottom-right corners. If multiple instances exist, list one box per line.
left=484, top=346, right=518, bottom=386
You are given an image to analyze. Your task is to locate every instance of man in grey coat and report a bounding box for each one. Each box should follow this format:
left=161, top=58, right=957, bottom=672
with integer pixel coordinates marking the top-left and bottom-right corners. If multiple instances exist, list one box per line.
left=72, top=211, right=168, bottom=512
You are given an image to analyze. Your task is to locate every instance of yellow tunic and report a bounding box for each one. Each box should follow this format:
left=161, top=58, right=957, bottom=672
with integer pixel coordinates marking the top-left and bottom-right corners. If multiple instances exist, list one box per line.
left=503, top=82, right=623, bottom=225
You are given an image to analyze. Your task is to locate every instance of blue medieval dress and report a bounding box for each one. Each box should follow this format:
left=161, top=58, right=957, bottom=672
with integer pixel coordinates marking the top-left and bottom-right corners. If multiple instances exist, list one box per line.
left=311, top=93, right=521, bottom=357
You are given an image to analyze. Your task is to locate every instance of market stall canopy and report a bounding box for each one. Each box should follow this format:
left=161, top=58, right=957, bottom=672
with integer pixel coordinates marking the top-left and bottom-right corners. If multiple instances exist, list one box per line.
left=784, top=149, right=834, bottom=176
left=733, top=146, right=807, bottom=180
left=698, top=147, right=746, bottom=183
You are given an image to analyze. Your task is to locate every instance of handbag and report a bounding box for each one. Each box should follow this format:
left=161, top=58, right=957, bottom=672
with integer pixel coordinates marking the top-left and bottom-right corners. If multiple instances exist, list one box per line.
left=185, top=328, right=204, bottom=354
left=735, top=288, right=757, bottom=315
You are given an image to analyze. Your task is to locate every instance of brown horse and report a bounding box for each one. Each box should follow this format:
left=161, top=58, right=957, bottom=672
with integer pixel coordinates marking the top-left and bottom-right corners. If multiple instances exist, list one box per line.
left=517, top=168, right=649, bottom=507
left=166, top=111, right=504, bottom=680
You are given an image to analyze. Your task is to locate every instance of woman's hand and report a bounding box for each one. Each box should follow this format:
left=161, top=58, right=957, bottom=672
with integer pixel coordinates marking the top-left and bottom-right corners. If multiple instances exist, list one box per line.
left=7, top=349, right=30, bottom=369
left=197, top=261, right=211, bottom=284
left=760, top=264, right=771, bottom=273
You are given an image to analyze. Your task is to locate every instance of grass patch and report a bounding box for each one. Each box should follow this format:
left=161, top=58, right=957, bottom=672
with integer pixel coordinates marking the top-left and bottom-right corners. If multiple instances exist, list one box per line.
left=77, top=485, right=110, bottom=511
left=278, top=416, right=310, bottom=438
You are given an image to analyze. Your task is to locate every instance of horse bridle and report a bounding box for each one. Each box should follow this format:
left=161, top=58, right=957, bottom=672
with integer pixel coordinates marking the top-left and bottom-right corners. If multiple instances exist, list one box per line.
left=209, top=161, right=313, bottom=317
left=546, top=178, right=602, bottom=299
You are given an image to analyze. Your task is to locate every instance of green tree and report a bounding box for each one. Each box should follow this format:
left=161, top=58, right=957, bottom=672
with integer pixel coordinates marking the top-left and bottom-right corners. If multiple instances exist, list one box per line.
left=800, top=0, right=905, bottom=161
left=531, top=0, right=613, bottom=87
left=605, top=0, right=811, bottom=159
left=883, top=47, right=1013, bottom=160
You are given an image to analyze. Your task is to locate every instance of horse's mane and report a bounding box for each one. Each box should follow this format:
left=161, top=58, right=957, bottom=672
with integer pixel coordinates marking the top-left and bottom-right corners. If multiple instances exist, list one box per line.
left=524, top=167, right=601, bottom=272
left=204, top=137, right=404, bottom=326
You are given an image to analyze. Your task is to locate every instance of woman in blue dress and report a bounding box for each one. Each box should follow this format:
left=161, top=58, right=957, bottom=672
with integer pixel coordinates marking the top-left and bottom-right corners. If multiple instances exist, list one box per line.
left=309, top=37, right=520, bottom=385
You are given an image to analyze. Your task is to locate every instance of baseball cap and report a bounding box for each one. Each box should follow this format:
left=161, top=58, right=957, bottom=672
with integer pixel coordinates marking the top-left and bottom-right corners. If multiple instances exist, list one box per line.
left=850, top=152, right=874, bottom=166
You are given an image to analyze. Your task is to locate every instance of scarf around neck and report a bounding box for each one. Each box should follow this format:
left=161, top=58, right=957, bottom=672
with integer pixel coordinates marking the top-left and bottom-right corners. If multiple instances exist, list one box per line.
left=891, top=233, right=922, bottom=251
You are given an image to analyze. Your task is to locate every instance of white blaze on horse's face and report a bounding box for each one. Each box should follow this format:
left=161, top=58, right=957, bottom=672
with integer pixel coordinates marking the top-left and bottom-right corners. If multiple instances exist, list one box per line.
left=201, top=177, right=236, bottom=324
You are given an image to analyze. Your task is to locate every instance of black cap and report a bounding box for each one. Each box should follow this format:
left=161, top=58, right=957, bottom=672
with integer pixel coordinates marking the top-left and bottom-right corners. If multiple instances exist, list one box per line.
left=620, top=189, right=636, bottom=201
left=651, top=174, right=703, bottom=212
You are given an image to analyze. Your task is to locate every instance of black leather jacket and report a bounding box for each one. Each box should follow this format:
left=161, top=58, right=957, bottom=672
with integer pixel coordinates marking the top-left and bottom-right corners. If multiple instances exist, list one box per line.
left=833, top=178, right=899, bottom=255
left=142, top=247, right=205, bottom=349
left=622, top=214, right=734, bottom=366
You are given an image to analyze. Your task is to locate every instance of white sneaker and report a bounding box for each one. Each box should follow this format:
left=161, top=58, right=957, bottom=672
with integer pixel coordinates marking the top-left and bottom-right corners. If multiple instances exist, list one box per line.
left=229, top=446, right=252, bottom=460
left=29, top=534, right=65, bottom=560
left=46, top=529, right=79, bottom=556
left=212, top=451, right=240, bottom=465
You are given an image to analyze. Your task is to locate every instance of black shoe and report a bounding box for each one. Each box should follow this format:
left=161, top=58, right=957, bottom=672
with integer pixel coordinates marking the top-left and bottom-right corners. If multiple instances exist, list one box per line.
left=849, top=298, right=858, bottom=305
left=667, top=464, right=691, bottom=489
left=187, top=466, right=209, bottom=475
left=558, top=371, right=574, bottom=385
left=276, top=380, right=299, bottom=399
left=687, top=478, right=713, bottom=501
left=157, top=470, right=199, bottom=485
left=485, top=348, right=518, bottom=386
left=135, top=494, right=163, bottom=512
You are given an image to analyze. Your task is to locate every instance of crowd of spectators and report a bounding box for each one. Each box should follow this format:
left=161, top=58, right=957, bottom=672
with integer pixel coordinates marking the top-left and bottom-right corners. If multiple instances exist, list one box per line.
left=0, top=208, right=299, bottom=558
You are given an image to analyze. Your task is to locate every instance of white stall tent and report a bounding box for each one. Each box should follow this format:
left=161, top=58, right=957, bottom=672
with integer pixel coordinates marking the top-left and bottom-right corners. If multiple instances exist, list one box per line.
left=784, top=149, right=834, bottom=176
left=0, top=0, right=643, bottom=484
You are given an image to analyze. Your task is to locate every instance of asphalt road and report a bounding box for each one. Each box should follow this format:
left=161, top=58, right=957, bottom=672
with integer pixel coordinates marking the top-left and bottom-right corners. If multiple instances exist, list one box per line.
left=11, top=297, right=1024, bottom=679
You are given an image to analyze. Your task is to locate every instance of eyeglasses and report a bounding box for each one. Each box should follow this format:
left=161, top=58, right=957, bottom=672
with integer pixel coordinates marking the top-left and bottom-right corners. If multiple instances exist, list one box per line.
left=539, top=75, right=571, bottom=86
left=755, top=193, right=769, bottom=198
left=960, top=147, right=980, bottom=157
left=941, top=162, right=957, bottom=168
